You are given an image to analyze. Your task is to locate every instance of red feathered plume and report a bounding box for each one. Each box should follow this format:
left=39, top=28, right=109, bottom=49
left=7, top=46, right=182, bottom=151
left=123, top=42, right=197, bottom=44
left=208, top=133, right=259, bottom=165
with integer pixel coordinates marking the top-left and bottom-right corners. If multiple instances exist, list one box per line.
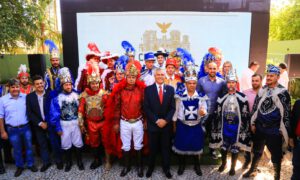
left=86, top=62, right=99, bottom=76
left=88, top=43, right=101, bottom=54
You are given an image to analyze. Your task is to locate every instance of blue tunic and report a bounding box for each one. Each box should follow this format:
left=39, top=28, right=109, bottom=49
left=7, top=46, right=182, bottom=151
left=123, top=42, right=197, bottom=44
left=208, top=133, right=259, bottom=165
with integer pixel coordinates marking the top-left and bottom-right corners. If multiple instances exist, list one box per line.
left=173, top=92, right=207, bottom=155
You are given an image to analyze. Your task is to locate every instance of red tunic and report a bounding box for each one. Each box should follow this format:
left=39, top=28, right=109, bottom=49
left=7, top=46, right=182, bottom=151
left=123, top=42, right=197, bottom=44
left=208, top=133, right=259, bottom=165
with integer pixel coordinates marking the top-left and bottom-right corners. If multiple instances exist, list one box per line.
left=20, top=85, right=33, bottom=94
left=78, top=88, right=108, bottom=147
left=102, top=79, right=149, bottom=158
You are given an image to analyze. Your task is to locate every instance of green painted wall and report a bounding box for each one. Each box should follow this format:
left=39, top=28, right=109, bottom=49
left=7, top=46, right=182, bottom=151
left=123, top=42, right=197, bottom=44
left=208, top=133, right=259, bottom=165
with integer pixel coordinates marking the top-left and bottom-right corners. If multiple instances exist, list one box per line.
left=0, top=54, right=63, bottom=84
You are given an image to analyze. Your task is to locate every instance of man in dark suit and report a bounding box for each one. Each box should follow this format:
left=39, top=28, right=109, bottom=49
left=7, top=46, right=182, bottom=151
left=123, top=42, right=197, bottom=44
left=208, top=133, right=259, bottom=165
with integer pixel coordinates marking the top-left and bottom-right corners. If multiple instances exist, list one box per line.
left=26, top=75, right=62, bottom=172
left=144, top=68, right=176, bottom=179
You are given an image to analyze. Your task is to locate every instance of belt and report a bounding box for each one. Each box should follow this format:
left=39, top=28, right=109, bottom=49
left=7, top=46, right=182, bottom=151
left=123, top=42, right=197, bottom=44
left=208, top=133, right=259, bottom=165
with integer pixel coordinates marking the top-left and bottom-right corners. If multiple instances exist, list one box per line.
left=6, top=123, right=28, bottom=128
left=121, top=116, right=143, bottom=124
left=178, top=119, right=201, bottom=126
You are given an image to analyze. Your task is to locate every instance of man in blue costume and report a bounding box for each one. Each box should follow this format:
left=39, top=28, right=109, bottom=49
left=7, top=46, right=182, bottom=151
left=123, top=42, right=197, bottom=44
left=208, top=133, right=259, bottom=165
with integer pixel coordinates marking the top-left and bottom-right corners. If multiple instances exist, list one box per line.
left=140, top=52, right=157, bottom=86
left=210, top=69, right=251, bottom=176
left=49, top=67, right=84, bottom=172
left=44, top=40, right=62, bottom=91
left=243, top=64, right=293, bottom=180
left=172, top=63, right=208, bottom=176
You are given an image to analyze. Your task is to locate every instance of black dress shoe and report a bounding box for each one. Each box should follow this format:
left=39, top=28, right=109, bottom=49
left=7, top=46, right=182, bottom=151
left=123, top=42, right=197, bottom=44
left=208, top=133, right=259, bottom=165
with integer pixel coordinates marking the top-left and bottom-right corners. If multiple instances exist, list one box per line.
left=194, top=165, right=202, bottom=176
left=164, top=171, right=172, bottom=179
left=56, top=162, right=63, bottom=170
left=177, top=165, right=185, bottom=175
left=90, top=159, right=101, bottom=170
left=29, top=165, right=38, bottom=172
left=40, top=163, right=52, bottom=172
left=77, top=161, right=84, bottom=171
left=65, top=162, right=72, bottom=172
left=14, top=167, right=24, bottom=177
left=146, top=168, right=153, bottom=178
left=0, top=167, right=5, bottom=174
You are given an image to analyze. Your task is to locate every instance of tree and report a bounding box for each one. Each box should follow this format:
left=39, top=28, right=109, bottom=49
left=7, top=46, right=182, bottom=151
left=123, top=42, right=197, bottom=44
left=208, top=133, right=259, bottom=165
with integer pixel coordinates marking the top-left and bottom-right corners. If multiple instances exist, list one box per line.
left=269, top=0, right=300, bottom=41
left=0, top=0, right=54, bottom=53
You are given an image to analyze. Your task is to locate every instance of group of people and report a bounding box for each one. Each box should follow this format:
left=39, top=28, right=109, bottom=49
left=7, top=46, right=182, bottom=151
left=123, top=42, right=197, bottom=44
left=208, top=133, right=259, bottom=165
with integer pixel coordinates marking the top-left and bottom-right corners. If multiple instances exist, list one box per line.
left=0, top=40, right=298, bottom=180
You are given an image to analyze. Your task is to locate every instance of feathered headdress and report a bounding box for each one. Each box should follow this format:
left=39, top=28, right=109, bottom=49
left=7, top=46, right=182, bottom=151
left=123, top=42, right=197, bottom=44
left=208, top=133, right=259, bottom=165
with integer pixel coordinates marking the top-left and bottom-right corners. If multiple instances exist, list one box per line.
left=114, top=55, right=128, bottom=73
left=176, top=48, right=195, bottom=66
left=86, top=42, right=101, bottom=61
left=198, top=47, right=223, bottom=79
left=17, top=64, right=29, bottom=78
left=57, top=67, right=73, bottom=86
left=122, top=41, right=135, bottom=56
left=44, top=39, right=60, bottom=59
left=87, top=61, right=101, bottom=83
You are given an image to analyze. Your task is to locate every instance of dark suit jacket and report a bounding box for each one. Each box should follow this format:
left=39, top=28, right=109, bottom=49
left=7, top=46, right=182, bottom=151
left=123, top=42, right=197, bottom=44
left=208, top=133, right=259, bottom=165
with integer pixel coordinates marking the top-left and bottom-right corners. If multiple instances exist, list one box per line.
left=26, top=90, right=50, bottom=127
left=144, top=83, right=175, bottom=132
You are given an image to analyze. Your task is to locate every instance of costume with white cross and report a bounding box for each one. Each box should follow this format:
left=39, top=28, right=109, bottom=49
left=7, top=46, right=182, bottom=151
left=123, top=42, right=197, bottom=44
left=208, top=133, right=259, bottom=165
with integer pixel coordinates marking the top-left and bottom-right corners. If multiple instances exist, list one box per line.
left=172, top=89, right=208, bottom=155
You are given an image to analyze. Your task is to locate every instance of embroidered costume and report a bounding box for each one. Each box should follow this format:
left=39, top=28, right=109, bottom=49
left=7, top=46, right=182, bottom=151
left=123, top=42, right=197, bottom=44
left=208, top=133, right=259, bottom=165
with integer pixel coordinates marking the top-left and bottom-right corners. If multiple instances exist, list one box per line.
left=44, top=40, right=61, bottom=91
left=49, top=67, right=84, bottom=171
left=172, top=54, right=207, bottom=176
left=78, top=62, right=110, bottom=170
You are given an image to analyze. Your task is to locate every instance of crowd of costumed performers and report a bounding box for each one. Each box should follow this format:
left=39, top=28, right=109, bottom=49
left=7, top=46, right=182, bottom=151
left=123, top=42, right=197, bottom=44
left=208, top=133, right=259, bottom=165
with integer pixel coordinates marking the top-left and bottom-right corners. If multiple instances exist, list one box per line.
left=0, top=39, right=296, bottom=180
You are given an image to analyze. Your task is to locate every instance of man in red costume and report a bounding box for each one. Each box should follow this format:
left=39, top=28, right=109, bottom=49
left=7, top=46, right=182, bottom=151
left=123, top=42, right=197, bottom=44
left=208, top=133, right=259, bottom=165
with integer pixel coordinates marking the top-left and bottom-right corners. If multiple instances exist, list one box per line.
left=103, top=63, right=146, bottom=178
left=164, top=58, right=182, bottom=89
left=78, top=62, right=110, bottom=170
left=17, top=64, right=33, bottom=94
left=75, top=43, right=104, bottom=92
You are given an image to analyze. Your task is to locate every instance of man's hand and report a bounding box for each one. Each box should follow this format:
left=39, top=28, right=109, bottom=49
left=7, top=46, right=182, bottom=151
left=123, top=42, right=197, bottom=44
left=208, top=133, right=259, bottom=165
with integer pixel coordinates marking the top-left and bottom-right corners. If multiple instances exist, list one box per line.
left=80, top=125, right=86, bottom=134
left=156, top=119, right=167, bottom=128
left=1, top=131, right=8, bottom=140
left=289, top=138, right=295, bottom=148
left=251, top=125, right=256, bottom=134
left=39, top=122, right=48, bottom=130
left=57, top=131, right=63, bottom=136
left=143, top=122, right=147, bottom=130
left=113, top=124, right=120, bottom=133
left=199, top=107, right=207, bottom=117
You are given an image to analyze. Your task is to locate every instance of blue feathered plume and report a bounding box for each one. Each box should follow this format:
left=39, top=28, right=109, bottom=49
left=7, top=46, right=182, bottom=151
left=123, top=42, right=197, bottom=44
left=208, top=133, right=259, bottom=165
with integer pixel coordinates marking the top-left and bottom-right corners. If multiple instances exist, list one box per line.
left=114, top=55, right=128, bottom=72
left=176, top=48, right=194, bottom=66
left=44, top=39, right=58, bottom=53
left=121, top=41, right=135, bottom=53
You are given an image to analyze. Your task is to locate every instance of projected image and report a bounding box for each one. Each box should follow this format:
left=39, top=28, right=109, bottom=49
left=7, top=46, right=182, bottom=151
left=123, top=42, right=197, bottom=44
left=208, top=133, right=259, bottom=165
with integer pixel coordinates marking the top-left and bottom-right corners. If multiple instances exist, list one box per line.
left=76, top=11, right=251, bottom=77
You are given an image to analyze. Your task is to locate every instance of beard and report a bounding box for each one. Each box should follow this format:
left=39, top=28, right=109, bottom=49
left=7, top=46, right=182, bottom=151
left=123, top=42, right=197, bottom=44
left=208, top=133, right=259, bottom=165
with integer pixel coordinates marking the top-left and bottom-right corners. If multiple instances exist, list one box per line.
left=20, top=81, right=28, bottom=86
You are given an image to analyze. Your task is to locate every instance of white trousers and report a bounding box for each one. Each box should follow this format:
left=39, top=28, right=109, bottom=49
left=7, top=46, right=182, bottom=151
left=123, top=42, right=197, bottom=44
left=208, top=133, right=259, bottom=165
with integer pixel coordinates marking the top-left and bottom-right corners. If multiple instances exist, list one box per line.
left=60, top=120, right=83, bottom=150
left=120, top=119, right=144, bottom=151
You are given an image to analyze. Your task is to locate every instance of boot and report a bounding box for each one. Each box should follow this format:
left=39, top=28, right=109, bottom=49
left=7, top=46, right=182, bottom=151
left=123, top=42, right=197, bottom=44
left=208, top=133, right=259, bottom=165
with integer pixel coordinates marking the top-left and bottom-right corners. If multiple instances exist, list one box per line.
left=75, top=147, right=84, bottom=170
left=120, top=151, right=131, bottom=177
left=104, top=151, right=111, bottom=170
left=229, top=153, right=238, bottom=176
left=193, top=155, right=202, bottom=176
left=243, top=154, right=261, bottom=178
left=137, top=150, right=143, bottom=178
left=177, top=155, right=185, bottom=175
left=64, top=149, right=73, bottom=172
left=242, top=151, right=251, bottom=169
left=0, top=151, right=6, bottom=174
left=90, top=147, right=102, bottom=170
left=273, top=163, right=281, bottom=180
left=218, top=149, right=227, bottom=172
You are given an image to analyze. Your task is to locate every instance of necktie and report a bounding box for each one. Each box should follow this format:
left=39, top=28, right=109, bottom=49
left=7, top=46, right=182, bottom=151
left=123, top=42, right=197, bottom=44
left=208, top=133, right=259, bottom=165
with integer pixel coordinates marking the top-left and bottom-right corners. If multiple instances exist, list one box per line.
left=159, top=85, right=163, bottom=104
